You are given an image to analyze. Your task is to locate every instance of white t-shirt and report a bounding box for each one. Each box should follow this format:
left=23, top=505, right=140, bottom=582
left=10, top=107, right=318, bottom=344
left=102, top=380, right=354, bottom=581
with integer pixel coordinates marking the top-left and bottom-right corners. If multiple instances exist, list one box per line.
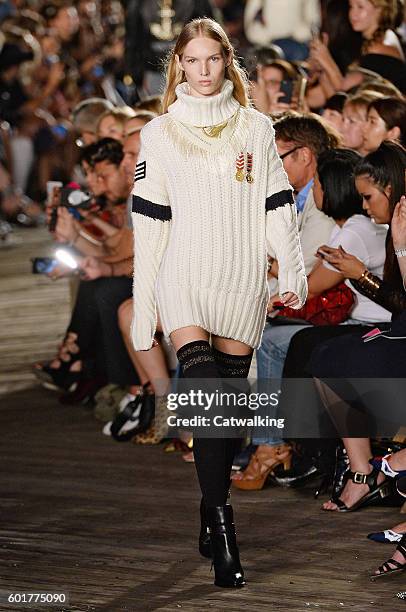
left=384, top=29, right=405, bottom=60
left=323, top=214, right=391, bottom=323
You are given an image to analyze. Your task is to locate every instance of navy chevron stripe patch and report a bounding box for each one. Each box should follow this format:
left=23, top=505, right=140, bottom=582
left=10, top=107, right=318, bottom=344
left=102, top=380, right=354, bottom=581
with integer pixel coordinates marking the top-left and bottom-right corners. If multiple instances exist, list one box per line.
left=132, top=195, right=172, bottom=221
left=266, top=189, right=294, bottom=212
left=134, top=160, right=146, bottom=182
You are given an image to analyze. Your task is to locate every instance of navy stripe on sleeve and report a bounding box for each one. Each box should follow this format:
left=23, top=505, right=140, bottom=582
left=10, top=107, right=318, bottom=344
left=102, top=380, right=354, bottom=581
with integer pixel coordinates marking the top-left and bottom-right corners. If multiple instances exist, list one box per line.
left=132, top=195, right=172, bottom=221
left=266, top=189, right=294, bottom=212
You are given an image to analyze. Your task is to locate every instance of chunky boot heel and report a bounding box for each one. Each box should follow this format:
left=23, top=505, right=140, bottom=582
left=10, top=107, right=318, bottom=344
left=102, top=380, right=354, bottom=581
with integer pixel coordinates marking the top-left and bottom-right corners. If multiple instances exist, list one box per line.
left=199, top=498, right=212, bottom=559
left=207, top=505, right=245, bottom=588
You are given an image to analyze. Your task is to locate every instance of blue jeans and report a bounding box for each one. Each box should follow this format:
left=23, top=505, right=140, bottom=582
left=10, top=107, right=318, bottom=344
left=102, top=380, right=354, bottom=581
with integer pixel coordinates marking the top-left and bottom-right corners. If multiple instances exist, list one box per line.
left=254, top=321, right=310, bottom=446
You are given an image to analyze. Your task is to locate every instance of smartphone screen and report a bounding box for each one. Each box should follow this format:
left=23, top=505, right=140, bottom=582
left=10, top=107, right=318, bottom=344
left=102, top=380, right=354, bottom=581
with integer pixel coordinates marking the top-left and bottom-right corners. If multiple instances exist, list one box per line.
left=31, top=257, right=58, bottom=274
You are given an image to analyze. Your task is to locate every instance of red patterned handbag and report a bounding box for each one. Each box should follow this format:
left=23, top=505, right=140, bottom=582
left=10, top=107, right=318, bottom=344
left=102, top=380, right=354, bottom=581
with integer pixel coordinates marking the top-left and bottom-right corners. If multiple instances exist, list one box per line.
left=276, top=282, right=354, bottom=326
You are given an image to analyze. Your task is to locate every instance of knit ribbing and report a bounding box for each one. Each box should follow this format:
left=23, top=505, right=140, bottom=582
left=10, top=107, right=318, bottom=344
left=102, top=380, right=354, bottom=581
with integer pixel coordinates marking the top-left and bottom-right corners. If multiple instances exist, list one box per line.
left=131, top=84, right=307, bottom=351
left=168, top=79, right=240, bottom=127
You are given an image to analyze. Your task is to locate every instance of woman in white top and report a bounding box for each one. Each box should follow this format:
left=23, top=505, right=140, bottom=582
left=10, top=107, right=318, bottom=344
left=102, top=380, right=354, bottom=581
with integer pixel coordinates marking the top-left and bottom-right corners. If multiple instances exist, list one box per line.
left=130, top=18, right=307, bottom=588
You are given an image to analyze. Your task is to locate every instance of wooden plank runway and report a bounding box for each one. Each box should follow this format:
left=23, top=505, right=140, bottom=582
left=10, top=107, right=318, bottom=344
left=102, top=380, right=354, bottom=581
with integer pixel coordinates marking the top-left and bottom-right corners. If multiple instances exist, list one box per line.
left=0, top=229, right=405, bottom=611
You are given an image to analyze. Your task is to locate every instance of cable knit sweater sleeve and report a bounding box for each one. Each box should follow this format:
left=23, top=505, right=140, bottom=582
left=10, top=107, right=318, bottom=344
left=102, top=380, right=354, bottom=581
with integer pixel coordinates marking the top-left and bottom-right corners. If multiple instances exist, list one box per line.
left=131, top=130, right=171, bottom=350
left=265, top=126, right=308, bottom=308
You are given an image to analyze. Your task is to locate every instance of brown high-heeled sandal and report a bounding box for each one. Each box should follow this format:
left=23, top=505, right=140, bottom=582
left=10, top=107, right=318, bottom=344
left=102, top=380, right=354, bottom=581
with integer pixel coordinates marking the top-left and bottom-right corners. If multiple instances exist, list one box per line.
left=232, top=443, right=292, bottom=491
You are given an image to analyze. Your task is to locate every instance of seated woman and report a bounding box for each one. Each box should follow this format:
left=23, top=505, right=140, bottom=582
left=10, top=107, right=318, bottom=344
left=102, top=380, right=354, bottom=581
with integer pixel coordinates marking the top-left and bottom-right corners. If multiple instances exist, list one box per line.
left=307, top=0, right=404, bottom=108
left=114, top=300, right=174, bottom=445
left=298, top=142, right=406, bottom=514
left=362, top=96, right=406, bottom=154
left=233, top=147, right=390, bottom=490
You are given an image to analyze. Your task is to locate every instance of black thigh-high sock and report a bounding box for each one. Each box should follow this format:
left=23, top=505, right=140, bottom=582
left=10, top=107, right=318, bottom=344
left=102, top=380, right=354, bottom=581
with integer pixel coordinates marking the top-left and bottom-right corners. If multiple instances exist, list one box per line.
left=176, top=340, right=228, bottom=507
left=212, top=348, right=253, bottom=496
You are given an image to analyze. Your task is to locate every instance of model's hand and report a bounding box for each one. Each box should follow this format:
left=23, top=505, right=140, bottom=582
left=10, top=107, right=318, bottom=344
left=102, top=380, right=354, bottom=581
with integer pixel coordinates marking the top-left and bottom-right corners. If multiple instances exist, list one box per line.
left=391, top=196, right=406, bottom=250
left=317, top=245, right=365, bottom=280
left=280, top=292, right=299, bottom=308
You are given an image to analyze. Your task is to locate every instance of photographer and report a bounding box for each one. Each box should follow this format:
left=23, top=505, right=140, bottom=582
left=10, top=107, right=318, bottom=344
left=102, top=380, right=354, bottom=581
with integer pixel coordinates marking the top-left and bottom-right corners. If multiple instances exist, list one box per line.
left=52, top=138, right=133, bottom=273
left=35, top=137, right=138, bottom=398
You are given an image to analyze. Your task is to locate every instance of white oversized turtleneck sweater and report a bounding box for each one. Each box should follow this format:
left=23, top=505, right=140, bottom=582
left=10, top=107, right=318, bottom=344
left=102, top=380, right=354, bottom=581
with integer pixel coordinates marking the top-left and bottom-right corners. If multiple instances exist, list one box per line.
left=131, top=80, right=307, bottom=350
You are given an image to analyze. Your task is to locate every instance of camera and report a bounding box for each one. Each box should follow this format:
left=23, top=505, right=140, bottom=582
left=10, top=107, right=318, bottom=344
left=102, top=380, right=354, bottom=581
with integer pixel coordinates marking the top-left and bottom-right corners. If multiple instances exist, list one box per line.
left=49, top=186, right=92, bottom=231
left=60, top=186, right=92, bottom=210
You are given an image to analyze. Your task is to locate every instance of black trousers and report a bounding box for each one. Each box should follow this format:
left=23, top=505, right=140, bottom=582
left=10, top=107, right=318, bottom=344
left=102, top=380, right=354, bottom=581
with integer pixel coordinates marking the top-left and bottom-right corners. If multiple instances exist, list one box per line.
left=68, top=277, right=139, bottom=386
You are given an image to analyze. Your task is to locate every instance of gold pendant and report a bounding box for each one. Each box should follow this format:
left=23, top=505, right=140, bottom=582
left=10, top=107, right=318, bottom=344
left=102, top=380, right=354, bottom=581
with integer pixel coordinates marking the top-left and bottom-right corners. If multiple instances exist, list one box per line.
left=202, top=120, right=228, bottom=138
left=246, top=173, right=254, bottom=184
left=235, top=169, right=245, bottom=182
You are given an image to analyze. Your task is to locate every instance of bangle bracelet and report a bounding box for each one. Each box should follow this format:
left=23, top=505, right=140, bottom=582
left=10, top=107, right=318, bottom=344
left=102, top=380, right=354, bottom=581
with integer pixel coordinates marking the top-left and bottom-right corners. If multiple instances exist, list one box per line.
left=395, top=247, right=406, bottom=258
left=357, top=269, right=368, bottom=281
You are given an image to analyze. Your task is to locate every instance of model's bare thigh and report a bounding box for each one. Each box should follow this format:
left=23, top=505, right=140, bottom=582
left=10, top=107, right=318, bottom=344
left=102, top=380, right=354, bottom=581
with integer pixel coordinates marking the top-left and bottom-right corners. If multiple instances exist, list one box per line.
left=212, top=335, right=253, bottom=356
left=170, top=327, right=253, bottom=357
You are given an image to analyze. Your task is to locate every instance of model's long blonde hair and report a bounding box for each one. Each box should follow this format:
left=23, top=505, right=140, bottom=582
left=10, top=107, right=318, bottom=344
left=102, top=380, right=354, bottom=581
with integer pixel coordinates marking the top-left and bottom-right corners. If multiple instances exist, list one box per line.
left=162, top=18, right=250, bottom=113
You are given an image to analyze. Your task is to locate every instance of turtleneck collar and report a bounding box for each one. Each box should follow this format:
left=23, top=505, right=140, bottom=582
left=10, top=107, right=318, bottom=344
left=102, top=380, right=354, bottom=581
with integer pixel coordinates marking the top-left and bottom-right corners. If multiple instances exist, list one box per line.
left=168, top=79, right=240, bottom=127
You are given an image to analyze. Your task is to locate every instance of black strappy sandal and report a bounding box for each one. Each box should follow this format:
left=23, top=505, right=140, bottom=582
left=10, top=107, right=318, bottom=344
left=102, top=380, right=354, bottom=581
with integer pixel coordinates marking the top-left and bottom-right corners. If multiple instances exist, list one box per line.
left=371, top=535, right=406, bottom=580
left=326, top=467, right=393, bottom=513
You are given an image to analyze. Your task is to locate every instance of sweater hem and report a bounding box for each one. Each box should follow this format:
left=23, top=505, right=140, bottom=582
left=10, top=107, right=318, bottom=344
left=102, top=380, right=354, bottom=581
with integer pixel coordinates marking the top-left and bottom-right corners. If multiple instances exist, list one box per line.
left=157, top=284, right=268, bottom=349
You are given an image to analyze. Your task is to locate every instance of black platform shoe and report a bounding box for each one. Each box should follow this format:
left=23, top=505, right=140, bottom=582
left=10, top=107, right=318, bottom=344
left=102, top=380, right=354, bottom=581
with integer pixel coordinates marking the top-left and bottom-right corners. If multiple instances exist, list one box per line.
left=207, top=505, right=245, bottom=588
left=199, top=498, right=212, bottom=559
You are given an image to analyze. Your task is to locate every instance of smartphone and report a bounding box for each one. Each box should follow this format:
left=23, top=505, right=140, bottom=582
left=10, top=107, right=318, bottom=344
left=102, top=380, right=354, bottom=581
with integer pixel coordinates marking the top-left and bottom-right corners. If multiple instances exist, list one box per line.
left=31, top=257, right=58, bottom=274
left=279, top=79, right=294, bottom=104
left=46, top=181, right=63, bottom=202
left=51, top=124, right=68, bottom=139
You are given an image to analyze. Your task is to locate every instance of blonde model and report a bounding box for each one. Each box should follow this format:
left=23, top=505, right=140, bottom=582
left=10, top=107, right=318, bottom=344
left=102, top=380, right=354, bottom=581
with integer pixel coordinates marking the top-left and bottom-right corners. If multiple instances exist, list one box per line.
left=131, top=18, right=307, bottom=588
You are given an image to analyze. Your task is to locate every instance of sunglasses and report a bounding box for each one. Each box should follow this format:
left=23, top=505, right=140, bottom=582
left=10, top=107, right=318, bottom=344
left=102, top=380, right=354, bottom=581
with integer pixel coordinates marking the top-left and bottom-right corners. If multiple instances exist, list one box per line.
left=280, top=146, right=303, bottom=160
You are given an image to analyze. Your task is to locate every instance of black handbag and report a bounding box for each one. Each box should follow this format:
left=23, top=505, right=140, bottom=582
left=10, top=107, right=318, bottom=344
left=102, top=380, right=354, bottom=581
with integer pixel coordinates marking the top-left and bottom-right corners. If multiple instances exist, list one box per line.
left=110, top=386, right=155, bottom=442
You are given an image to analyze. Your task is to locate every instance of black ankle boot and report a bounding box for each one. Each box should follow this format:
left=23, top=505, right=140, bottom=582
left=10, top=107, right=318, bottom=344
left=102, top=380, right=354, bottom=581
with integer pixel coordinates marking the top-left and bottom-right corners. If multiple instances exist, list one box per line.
left=199, top=498, right=212, bottom=559
left=207, top=504, right=245, bottom=588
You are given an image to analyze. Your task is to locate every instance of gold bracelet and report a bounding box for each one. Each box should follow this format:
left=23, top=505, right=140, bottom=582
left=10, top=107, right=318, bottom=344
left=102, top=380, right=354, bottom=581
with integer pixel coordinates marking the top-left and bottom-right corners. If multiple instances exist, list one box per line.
left=357, top=269, right=368, bottom=282
left=359, top=271, right=380, bottom=291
